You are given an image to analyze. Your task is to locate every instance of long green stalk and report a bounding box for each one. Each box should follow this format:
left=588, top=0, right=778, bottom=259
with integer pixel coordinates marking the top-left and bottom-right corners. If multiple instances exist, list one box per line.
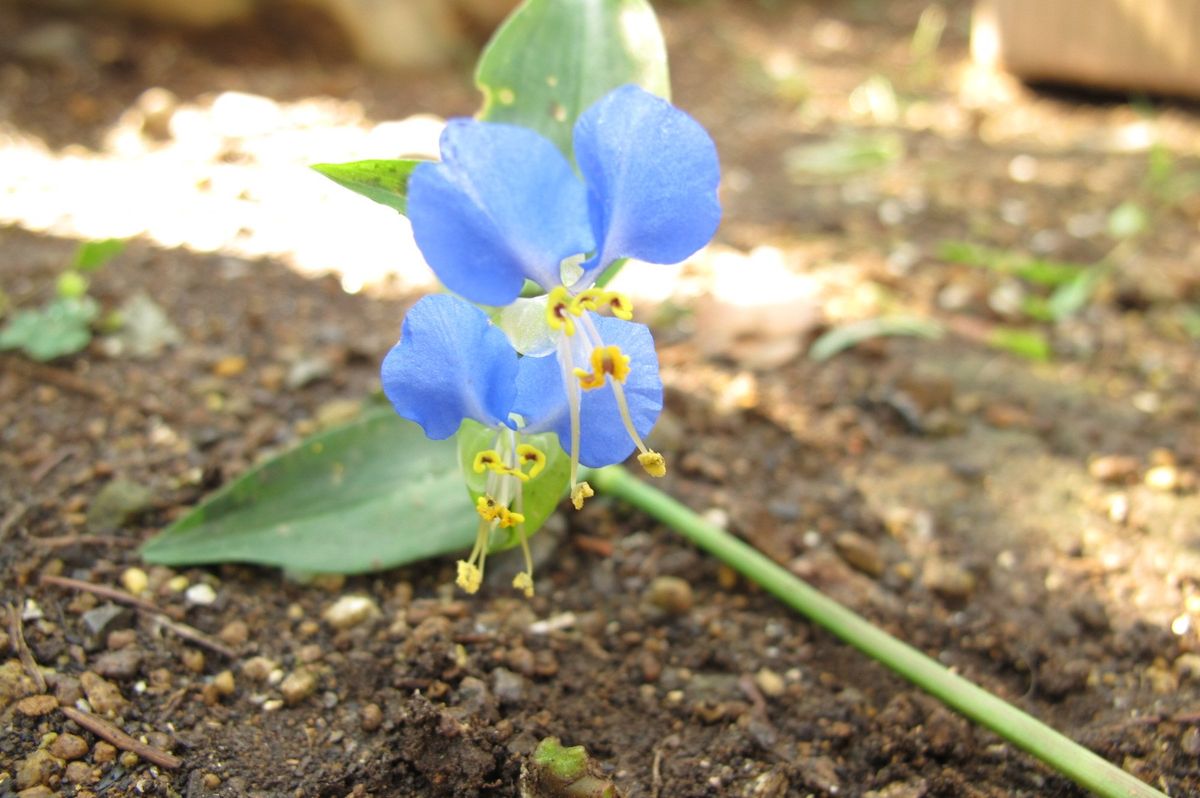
left=588, top=465, right=1166, bottom=798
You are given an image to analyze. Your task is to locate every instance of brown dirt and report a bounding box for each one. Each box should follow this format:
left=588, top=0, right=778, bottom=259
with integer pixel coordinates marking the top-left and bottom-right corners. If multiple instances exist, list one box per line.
left=3, top=1, right=1200, bottom=796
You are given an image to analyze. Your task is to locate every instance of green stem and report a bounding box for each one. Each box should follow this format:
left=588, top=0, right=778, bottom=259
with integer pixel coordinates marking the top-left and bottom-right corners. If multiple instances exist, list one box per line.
left=587, top=465, right=1167, bottom=798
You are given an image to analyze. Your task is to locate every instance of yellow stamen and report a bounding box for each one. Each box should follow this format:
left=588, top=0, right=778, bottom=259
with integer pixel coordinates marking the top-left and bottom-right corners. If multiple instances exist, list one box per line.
left=546, top=286, right=576, bottom=336
left=573, top=345, right=631, bottom=391
left=475, top=495, right=501, bottom=521
left=574, top=287, right=605, bottom=312
left=516, top=444, right=546, bottom=479
left=605, top=291, right=633, bottom=320
left=496, top=507, right=526, bottom=528
left=570, top=481, right=594, bottom=510
left=456, top=561, right=482, bottom=593
left=637, top=451, right=667, bottom=477
left=473, top=450, right=502, bottom=474
left=513, top=572, right=534, bottom=598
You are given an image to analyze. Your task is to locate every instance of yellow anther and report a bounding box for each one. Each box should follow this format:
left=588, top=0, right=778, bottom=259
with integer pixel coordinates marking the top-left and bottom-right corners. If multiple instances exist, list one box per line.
left=637, top=450, right=667, bottom=477
left=475, top=495, right=502, bottom=521
left=570, top=481, right=594, bottom=510
left=574, top=287, right=605, bottom=311
left=605, top=291, right=633, bottom=320
left=512, top=572, right=535, bottom=598
left=516, top=444, right=546, bottom=479
left=473, top=449, right=502, bottom=474
left=456, top=561, right=482, bottom=594
left=546, top=286, right=576, bottom=336
left=496, top=507, right=526, bottom=528
left=573, top=345, right=631, bottom=391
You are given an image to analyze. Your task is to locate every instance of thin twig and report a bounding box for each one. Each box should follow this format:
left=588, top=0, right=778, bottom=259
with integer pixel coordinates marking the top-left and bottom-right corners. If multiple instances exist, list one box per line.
left=33, top=535, right=140, bottom=549
left=38, top=574, right=236, bottom=658
left=146, top=614, right=236, bottom=659
left=0, top=501, right=29, bottom=543
left=650, top=747, right=664, bottom=798
left=60, top=705, right=182, bottom=769
left=30, top=446, right=79, bottom=485
left=6, top=602, right=48, bottom=693
left=39, top=574, right=160, bottom=613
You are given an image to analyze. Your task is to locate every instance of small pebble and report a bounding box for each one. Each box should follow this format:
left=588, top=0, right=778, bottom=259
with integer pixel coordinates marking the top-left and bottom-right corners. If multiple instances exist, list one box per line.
left=923, top=560, right=976, bottom=601
left=181, top=648, right=206, bottom=674
left=17, top=749, right=64, bottom=789
left=242, top=656, right=277, bottom=682
left=1088, top=454, right=1140, bottom=484
left=80, top=671, right=126, bottom=716
left=492, top=667, right=527, bottom=706
left=1181, top=727, right=1200, bottom=757
left=64, top=760, right=93, bottom=784
left=93, top=647, right=143, bottom=680
left=185, top=582, right=217, bottom=606
left=120, top=751, right=140, bottom=768
left=217, top=620, right=249, bottom=647
left=203, top=773, right=222, bottom=789
left=212, top=670, right=236, bottom=696
left=15, top=694, right=59, bottom=717
left=120, top=567, right=149, bottom=596
left=833, top=531, right=885, bottom=577
left=1145, top=465, right=1181, bottom=492
left=166, top=575, right=190, bottom=593
left=50, top=732, right=89, bottom=761
left=645, top=576, right=694, bottom=614
left=754, top=668, right=786, bottom=699
left=81, top=604, right=130, bottom=637
left=280, top=669, right=317, bottom=705
left=106, top=628, right=137, bottom=650
left=361, top=702, right=383, bottom=732
left=323, top=595, right=381, bottom=630
left=92, top=741, right=117, bottom=763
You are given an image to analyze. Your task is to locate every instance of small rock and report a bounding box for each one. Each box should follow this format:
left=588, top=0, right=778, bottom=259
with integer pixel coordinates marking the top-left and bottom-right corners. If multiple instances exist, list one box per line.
left=923, top=560, right=976, bottom=601
left=212, top=355, right=247, bottom=377
left=1173, top=653, right=1200, bottom=681
left=106, top=628, right=137, bottom=650
left=80, top=671, right=127, bottom=716
left=746, top=768, right=790, bottom=798
left=242, top=656, right=277, bottom=682
left=63, top=760, right=93, bottom=783
left=181, top=648, right=206, bottom=674
left=456, top=676, right=498, bottom=721
left=16, top=694, right=59, bottom=717
left=1, top=659, right=38, bottom=709
left=493, top=667, right=527, bottom=706
left=754, top=668, right=786, bottom=699
left=185, top=582, right=217, bottom=606
left=1088, top=455, right=1140, bottom=484
left=120, top=567, right=149, bottom=595
left=87, top=479, right=154, bottom=532
left=280, top=669, right=317, bottom=705
left=1145, top=465, right=1182, bottom=492
left=506, top=646, right=536, bottom=677
left=798, top=755, right=841, bottom=794
left=645, top=576, right=694, bottom=615
left=16, top=748, right=64, bottom=790
left=93, top=647, right=143, bottom=680
left=361, top=702, right=383, bottom=732
left=53, top=675, right=82, bottom=707
left=1143, top=664, right=1178, bottom=694
left=983, top=402, right=1034, bottom=430
left=217, top=620, right=249, bottom=647
left=323, top=595, right=381, bottom=630
left=50, top=733, right=89, bottom=760
left=833, top=531, right=885, bottom=577
left=212, top=670, right=235, bottom=696
left=81, top=603, right=132, bottom=637
left=1181, top=727, right=1200, bottom=757
left=315, top=398, right=362, bottom=430
left=106, top=292, right=182, bottom=359
left=286, top=355, right=334, bottom=389
left=864, top=780, right=929, bottom=798
left=92, top=741, right=117, bottom=764
left=202, top=773, right=222, bottom=789
left=767, top=500, right=802, bottom=522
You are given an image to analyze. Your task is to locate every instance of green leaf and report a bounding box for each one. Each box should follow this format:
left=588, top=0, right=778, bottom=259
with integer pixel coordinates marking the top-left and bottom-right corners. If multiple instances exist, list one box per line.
left=1046, top=267, right=1105, bottom=321
left=809, top=316, right=942, bottom=362
left=311, top=159, right=424, bottom=215
left=988, top=327, right=1051, bottom=361
left=0, top=297, right=98, bottom=361
left=140, top=410, right=479, bottom=574
left=476, top=0, right=670, bottom=157
left=72, top=238, right=125, bottom=272
left=937, top=242, right=1086, bottom=287
left=456, top=420, right=570, bottom=551
left=56, top=271, right=89, bottom=300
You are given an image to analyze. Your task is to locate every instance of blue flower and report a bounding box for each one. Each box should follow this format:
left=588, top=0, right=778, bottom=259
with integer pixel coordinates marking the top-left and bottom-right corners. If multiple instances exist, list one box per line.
left=406, top=85, right=719, bottom=503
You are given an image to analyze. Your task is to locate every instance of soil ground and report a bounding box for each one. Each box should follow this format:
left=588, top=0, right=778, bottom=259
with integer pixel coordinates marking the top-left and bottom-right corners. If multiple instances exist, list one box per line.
left=3, top=1, right=1200, bottom=796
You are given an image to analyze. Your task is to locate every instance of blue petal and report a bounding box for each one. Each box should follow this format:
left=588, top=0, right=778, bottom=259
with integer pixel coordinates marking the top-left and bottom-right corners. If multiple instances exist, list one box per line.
left=408, top=120, right=595, bottom=305
left=514, top=316, right=663, bottom=468
left=573, top=85, right=721, bottom=285
left=381, top=294, right=517, bottom=439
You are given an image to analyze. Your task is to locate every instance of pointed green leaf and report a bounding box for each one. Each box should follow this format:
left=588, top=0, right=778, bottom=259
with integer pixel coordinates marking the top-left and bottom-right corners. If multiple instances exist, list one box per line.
left=72, top=238, right=125, bottom=272
left=456, top=420, right=570, bottom=551
left=140, top=410, right=477, bottom=573
left=476, top=0, right=670, bottom=157
left=809, top=316, right=942, bottom=362
left=311, top=159, right=424, bottom=215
